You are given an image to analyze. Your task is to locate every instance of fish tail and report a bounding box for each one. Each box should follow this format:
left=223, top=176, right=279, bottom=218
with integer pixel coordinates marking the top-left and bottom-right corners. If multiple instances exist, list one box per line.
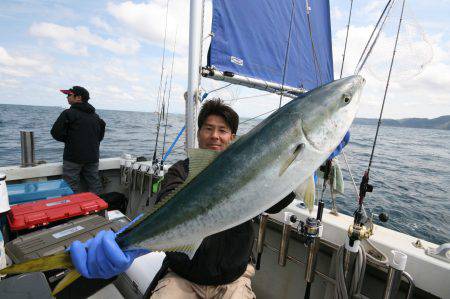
left=0, top=252, right=80, bottom=295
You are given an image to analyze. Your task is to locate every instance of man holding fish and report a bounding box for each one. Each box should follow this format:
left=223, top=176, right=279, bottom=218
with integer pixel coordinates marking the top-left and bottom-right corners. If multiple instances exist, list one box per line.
left=1, top=76, right=363, bottom=297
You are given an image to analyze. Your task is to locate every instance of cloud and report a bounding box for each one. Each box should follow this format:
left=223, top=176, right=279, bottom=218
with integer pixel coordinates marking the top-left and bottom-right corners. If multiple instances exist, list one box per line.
left=107, top=1, right=191, bottom=53
left=0, top=46, right=53, bottom=77
left=29, top=22, right=141, bottom=56
left=333, top=19, right=450, bottom=118
left=91, top=16, right=112, bottom=33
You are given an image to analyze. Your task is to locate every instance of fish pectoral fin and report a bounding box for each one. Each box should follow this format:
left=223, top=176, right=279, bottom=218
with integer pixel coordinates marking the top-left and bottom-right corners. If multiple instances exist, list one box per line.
left=279, top=143, right=305, bottom=176
left=294, top=175, right=315, bottom=213
left=0, top=252, right=73, bottom=275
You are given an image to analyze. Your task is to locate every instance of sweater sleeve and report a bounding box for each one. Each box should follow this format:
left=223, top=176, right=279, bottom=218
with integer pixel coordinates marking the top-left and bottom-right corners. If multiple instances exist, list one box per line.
left=99, top=118, right=106, bottom=142
left=51, top=111, right=69, bottom=142
left=155, top=159, right=189, bottom=205
left=265, top=192, right=296, bottom=214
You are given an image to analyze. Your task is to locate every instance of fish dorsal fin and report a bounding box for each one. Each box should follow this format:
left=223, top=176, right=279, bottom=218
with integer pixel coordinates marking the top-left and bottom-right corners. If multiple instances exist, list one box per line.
left=117, top=149, right=221, bottom=236
left=186, top=148, right=221, bottom=183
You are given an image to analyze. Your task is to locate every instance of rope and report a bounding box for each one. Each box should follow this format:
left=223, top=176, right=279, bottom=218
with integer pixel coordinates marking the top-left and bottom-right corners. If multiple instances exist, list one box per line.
left=278, top=0, right=296, bottom=108
left=339, top=0, right=354, bottom=79
left=305, top=0, right=323, bottom=86
left=334, top=245, right=367, bottom=299
left=162, top=126, right=185, bottom=162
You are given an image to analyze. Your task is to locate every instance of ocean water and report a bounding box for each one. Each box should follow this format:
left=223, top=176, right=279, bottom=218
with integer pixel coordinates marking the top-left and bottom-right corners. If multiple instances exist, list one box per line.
left=0, top=104, right=448, bottom=245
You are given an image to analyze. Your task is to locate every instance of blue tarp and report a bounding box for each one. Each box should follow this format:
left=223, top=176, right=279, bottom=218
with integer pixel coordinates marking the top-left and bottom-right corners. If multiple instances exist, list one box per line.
left=7, top=179, right=73, bottom=205
left=208, top=0, right=334, bottom=90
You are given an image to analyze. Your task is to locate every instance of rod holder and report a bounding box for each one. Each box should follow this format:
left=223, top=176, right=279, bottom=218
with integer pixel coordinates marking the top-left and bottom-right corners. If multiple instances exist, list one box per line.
left=278, top=212, right=296, bottom=266
left=383, top=250, right=407, bottom=299
left=0, top=173, right=10, bottom=213
left=256, top=213, right=269, bottom=270
left=20, top=131, right=35, bottom=167
left=303, top=217, right=321, bottom=284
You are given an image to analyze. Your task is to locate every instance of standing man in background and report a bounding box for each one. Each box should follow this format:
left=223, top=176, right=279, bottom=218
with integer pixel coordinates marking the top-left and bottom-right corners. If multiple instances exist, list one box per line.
left=51, top=86, right=106, bottom=194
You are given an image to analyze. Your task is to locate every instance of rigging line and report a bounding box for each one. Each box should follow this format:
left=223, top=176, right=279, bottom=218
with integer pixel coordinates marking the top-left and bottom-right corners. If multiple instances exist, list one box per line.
left=339, top=0, right=354, bottom=79
left=155, top=0, right=171, bottom=114
left=367, top=0, right=407, bottom=173
left=161, top=29, right=178, bottom=162
left=205, top=83, right=233, bottom=95
left=305, top=0, right=323, bottom=87
left=240, top=108, right=277, bottom=125
left=197, top=0, right=206, bottom=104
left=278, top=0, right=296, bottom=108
left=230, top=93, right=273, bottom=101
left=354, top=0, right=396, bottom=75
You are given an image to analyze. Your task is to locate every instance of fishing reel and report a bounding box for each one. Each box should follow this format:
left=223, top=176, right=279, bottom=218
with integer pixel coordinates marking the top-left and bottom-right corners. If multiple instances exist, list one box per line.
left=299, top=217, right=322, bottom=246
left=348, top=207, right=389, bottom=246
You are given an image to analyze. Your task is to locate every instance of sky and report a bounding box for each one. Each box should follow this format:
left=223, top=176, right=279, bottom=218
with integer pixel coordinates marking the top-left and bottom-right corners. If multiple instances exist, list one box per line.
left=0, top=0, right=449, bottom=119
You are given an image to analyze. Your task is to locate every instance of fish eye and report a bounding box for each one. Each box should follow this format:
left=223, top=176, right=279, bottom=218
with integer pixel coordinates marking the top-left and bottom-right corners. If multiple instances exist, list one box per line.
left=342, top=94, right=351, bottom=104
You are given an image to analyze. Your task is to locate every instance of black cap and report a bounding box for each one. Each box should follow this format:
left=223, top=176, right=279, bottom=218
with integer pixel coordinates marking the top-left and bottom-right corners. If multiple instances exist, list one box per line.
left=60, top=86, right=90, bottom=102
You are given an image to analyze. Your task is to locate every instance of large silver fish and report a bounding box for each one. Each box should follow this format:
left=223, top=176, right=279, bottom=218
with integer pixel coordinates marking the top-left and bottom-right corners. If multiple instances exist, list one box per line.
left=0, top=75, right=364, bottom=293
left=118, top=75, right=365, bottom=253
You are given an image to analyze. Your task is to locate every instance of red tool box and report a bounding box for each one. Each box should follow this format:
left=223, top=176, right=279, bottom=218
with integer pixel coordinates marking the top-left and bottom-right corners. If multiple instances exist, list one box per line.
left=7, top=192, right=108, bottom=231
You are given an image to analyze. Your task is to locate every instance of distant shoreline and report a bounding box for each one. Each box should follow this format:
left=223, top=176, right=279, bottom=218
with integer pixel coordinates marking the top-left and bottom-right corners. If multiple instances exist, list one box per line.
left=1, top=103, right=449, bottom=130
left=354, top=116, right=450, bottom=131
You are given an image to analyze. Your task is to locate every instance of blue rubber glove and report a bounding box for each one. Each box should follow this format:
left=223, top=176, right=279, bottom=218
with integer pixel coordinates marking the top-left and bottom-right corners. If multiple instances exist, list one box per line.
left=328, top=131, right=350, bottom=160
left=70, top=230, right=150, bottom=279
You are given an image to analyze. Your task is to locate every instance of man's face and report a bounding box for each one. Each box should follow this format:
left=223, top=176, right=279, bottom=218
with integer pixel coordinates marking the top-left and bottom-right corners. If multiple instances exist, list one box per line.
left=67, top=93, right=82, bottom=105
left=197, top=115, right=235, bottom=151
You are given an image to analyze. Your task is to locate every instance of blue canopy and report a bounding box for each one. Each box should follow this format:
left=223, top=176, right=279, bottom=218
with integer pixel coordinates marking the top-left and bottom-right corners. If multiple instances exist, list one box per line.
left=208, top=0, right=334, bottom=90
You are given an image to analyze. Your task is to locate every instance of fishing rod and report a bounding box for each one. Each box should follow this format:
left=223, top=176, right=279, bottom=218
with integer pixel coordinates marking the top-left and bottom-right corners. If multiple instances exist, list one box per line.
left=160, top=29, right=178, bottom=165
left=302, top=160, right=329, bottom=299
left=336, top=1, right=408, bottom=298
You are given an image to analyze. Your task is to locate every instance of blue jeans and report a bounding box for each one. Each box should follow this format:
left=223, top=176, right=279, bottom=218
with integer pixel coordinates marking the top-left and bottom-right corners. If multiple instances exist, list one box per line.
left=63, top=160, right=102, bottom=194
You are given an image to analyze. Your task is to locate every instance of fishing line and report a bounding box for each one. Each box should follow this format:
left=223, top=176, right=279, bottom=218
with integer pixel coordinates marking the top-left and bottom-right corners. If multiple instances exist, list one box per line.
left=339, top=0, right=353, bottom=79
left=152, top=0, right=171, bottom=162
left=161, top=29, right=178, bottom=162
left=367, top=0, right=407, bottom=174
left=354, top=0, right=396, bottom=75
left=278, top=0, right=296, bottom=108
left=155, top=0, right=171, bottom=114
left=341, top=151, right=360, bottom=201
left=358, top=0, right=407, bottom=208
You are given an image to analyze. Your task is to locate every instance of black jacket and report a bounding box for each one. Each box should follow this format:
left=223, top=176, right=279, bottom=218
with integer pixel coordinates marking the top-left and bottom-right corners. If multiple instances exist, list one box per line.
left=51, top=103, right=106, bottom=164
left=153, top=159, right=295, bottom=286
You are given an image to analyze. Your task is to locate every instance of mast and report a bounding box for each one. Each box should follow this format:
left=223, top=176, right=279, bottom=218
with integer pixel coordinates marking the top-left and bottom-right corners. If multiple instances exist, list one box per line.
left=186, top=0, right=204, bottom=150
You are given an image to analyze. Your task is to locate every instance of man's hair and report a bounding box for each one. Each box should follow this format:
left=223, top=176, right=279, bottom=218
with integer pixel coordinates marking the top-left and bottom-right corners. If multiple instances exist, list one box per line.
left=198, top=99, right=239, bottom=134
left=72, top=86, right=90, bottom=102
